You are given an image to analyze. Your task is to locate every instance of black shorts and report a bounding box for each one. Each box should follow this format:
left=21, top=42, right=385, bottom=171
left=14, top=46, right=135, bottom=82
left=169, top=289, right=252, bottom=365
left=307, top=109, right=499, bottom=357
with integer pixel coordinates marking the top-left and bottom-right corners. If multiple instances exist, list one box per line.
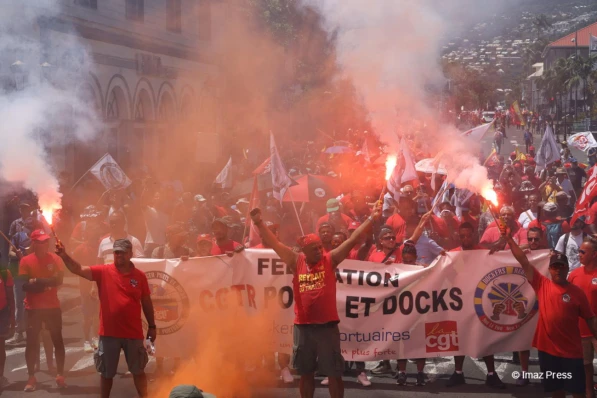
left=292, top=323, right=344, bottom=377
left=0, top=306, right=10, bottom=338
left=538, top=350, right=585, bottom=394
left=26, top=308, right=62, bottom=333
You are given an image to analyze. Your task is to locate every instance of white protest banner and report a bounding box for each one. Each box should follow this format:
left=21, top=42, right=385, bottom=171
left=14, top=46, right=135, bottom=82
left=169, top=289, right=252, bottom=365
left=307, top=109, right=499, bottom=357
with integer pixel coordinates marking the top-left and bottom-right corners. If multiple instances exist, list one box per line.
left=567, top=132, right=597, bottom=153
left=133, top=249, right=550, bottom=360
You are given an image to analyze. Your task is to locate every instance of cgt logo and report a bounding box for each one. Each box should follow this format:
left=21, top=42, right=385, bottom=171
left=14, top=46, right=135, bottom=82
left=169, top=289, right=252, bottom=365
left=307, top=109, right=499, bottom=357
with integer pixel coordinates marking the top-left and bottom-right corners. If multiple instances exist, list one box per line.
left=425, top=321, right=459, bottom=353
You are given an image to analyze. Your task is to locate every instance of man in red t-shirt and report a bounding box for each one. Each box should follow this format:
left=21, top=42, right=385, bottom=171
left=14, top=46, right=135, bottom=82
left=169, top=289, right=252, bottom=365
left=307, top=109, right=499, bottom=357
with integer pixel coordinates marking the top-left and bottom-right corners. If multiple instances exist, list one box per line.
left=446, top=223, right=504, bottom=389
left=480, top=205, right=529, bottom=252
left=19, top=229, right=66, bottom=391
left=316, top=199, right=354, bottom=234
left=0, top=268, right=15, bottom=388
left=57, top=239, right=156, bottom=398
left=506, top=227, right=597, bottom=398
left=210, top=218, right=243, bottom=255
left=318, top=222, right=335, bottom=253
left=250, top=201, right=382, bottom=397
left=568, top=235, right=597, bottom=397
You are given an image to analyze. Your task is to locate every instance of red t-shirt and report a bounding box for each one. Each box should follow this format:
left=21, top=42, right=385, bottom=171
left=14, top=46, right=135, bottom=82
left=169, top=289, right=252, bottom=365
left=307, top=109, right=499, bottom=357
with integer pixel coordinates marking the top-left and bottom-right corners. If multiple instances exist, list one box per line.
left=19, top=253, right=65, bottom=310
left=90, top=264, right=151, bottom=339
left=292, top=252, right=339, bottom=325
left=367, top=249, right=403, bottom=264
left=316, top=213, right=354, bottom=233
left=531, top=268, right=594, bottom=358
left=385, top=214, right=406, bottom=242
left=568, top=266, right=597, bottom=338
left=480, top=223, right=528, bottom=249
left=0, top=270, right=14, bottom=310
left=210, top=240, right=242, bottom=255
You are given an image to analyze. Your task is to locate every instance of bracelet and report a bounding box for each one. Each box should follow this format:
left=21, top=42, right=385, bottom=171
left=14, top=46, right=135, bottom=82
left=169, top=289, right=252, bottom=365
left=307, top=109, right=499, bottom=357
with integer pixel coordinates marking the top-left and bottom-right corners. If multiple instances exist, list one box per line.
left=148, top=325, right=156, bottom=329
left=367, top=216, right=374, bottom=223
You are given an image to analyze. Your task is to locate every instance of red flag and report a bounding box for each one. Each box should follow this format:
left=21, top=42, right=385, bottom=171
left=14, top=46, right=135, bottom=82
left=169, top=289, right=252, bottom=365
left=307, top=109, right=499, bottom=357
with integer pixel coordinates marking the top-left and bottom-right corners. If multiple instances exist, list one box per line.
left=245, top=176, right=262, bottom=247
left=253, top=157, right=271, bottom=176
left=571, top=165, right=597, bottom=224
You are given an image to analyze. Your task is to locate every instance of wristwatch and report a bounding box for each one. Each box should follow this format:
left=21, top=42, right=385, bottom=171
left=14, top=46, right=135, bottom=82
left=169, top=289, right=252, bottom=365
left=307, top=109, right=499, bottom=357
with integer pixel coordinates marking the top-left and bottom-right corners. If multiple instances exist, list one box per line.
left=148, top=325, right=156, bottom=329
left=367, top=216, right=374, bottom=223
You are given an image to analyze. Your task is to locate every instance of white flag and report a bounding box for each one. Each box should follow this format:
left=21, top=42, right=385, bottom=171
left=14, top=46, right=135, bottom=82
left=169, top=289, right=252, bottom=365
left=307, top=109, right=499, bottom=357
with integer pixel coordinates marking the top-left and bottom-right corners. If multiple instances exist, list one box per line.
left=567, top=132, right=597, bottom=153
left=89, top=153, right=132, bottom=190
left=270, top=132, right=293, bottom=202
left=535, top=124, right=560, bottom=171
left=460, top=122, right=494, bottom=141
left=401, top=139, right=418, bottom=182
left=361, top=139, right=371, bottom=163
left=214, top=157, right=233, bottom=189
left=591, top=34, right=597, bottom=52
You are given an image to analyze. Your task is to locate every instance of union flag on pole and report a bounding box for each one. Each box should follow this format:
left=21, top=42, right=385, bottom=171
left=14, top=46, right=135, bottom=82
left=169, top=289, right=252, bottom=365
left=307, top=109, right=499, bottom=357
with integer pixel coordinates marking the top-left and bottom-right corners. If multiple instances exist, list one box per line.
left=572, top=165, right=597, bottom=225
left=270, top=132, right=293, bottom=202
left=460, top=122, right=494, bottom=141
left=510, top=101, right=525, bottom=126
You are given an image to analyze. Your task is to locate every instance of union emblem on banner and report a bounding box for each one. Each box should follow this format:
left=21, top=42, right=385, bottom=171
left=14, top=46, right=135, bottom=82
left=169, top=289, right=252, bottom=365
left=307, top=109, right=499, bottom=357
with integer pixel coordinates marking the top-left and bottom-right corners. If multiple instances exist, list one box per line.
left=474, top=267, right=539, bottom=333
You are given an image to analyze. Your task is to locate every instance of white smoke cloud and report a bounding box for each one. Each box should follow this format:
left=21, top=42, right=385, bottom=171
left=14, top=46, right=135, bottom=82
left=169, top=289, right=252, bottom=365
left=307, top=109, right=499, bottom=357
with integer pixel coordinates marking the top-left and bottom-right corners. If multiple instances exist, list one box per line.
left=302, top=0, right=508, bottom=195
left=0, top=1, right=101, bottom=215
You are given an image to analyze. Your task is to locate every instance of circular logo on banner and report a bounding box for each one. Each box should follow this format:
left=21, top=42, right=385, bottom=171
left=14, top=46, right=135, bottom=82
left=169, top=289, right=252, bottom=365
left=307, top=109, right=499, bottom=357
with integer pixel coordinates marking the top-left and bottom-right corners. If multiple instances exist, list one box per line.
left=474, top=267, right=539, bottom=332
left=592, top=278, right=597, bottom=285
left=145, top=271, right=190, bottom=335
left=99, top=162, right=127, bottom=189
left=314, top=188, right=326, bottom=198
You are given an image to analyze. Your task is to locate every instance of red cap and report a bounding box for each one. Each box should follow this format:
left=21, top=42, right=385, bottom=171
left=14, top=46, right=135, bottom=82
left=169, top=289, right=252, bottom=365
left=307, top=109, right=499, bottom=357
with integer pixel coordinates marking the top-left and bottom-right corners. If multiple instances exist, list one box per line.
left=30, top=229, right=50, bottom=242
left=510, top=152, right=516, bottom=157
left=297, top=234, right=322, bottom=249
left=529, top=146, right=535, bottom=151
left=348, top=221, right=361, bottom=231
left=196, top=234, right=213, bottom=243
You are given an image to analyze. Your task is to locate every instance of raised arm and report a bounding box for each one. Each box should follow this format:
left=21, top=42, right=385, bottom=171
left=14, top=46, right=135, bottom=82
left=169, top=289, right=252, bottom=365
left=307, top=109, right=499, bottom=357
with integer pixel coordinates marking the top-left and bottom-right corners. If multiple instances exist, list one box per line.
left=250, top=208, right=298, bottom=273
left=331, top=201, right=382, bottom=267
left=406, top=211, right=433, bottom=244
left=55, top=241, right=93, bottom=281
left=500, top=221, right=534, bottom=283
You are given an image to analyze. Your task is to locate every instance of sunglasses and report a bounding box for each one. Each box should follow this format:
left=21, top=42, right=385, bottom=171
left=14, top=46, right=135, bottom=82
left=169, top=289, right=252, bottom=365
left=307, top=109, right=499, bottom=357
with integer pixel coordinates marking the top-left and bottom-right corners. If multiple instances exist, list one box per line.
left=549, top=264, right=567, bottom=270
left=528, top=238, right=541, bottom=242
left=382, top=236, right=396, bottom=241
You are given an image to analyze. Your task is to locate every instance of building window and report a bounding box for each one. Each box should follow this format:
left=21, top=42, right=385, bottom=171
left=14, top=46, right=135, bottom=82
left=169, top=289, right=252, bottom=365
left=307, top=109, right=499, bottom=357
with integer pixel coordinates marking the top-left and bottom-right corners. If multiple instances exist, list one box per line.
left=74, top=0, right=97, bottom=8
left=197, top=0, right=211, bottom=41
left=167, top=0, right=182, bottom=33
left=107, top=90, right=120, bottom=120
left=126, top=0, right=144, bottom=22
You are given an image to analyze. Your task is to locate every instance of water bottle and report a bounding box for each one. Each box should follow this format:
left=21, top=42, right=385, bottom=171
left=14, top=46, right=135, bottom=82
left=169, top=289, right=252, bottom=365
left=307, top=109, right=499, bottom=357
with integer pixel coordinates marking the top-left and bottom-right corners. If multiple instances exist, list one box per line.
left=144, top=339, right=155, bottom=356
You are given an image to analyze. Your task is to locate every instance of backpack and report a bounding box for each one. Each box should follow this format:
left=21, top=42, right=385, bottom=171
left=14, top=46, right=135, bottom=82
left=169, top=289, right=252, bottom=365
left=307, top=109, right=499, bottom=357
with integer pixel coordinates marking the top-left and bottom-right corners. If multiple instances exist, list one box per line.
left=542, top=221, right=563, bottom=250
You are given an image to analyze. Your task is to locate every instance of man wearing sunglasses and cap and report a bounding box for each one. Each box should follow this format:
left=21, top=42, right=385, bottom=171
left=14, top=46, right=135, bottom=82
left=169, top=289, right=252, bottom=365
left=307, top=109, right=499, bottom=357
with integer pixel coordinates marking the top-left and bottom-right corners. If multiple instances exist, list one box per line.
left=503, top=223, right=597, bottom=398
left=250, top=201, right=382, bottom=398
left=56, top=239, right=156, bottom=398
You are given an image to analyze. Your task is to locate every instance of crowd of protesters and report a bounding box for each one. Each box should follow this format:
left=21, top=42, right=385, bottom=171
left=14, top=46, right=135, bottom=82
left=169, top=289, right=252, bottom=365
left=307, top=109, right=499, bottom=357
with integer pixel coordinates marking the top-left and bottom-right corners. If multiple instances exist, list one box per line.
left=1, top=114, right=597, bottom=398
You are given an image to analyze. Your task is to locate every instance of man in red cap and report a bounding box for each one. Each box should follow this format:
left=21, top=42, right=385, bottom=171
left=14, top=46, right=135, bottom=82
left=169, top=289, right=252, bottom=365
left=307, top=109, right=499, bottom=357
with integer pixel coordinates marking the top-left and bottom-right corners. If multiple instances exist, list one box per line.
left=19, top=229, right=66, bottom=391
left=196, top=234, right=214, bottom=257
left=250, top=201, right=382, bottom=398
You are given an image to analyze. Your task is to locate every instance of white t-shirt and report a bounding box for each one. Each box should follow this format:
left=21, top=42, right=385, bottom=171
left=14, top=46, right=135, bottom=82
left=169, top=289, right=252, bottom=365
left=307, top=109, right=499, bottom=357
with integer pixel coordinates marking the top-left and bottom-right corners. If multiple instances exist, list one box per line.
left=97, top=235, right=145, bottom=264
left=143, top=207, right=169, bottom=246
left=518, top=210, right=537, bottom=229
left=555, top=232, right=584, bottom=273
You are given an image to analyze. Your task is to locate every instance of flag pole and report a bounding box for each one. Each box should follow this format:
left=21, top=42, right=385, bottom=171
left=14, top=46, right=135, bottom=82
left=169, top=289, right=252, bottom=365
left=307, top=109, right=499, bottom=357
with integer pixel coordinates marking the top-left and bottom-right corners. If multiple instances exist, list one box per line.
left=288, top=190, right=305, bottom=236
left=242, top=176, right=258, bottom=245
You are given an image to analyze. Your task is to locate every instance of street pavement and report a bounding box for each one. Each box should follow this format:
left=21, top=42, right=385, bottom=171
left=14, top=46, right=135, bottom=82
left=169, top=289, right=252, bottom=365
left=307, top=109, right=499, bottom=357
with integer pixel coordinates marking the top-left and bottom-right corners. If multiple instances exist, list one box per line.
left=1, top=125, right=590, bottom=397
